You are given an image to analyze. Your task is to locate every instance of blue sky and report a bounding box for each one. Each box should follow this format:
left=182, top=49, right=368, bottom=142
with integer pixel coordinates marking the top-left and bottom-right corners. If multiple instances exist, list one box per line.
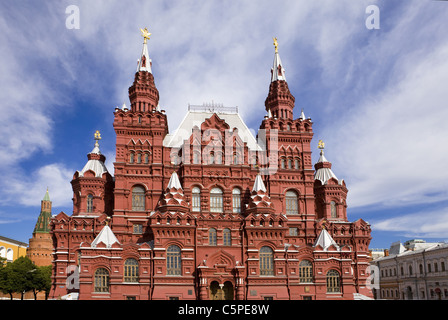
left=1, top=0, right=448, bottom=249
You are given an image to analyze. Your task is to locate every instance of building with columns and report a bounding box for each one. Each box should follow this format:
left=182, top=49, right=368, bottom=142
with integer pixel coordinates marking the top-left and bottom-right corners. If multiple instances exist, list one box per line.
left=49, top=30, right=373, bottom=300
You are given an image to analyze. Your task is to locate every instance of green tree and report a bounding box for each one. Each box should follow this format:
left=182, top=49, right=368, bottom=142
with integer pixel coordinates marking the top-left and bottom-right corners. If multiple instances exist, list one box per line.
left=0, top=256, right=36, bottom=300
left=31, top=265, right=52, bottom=300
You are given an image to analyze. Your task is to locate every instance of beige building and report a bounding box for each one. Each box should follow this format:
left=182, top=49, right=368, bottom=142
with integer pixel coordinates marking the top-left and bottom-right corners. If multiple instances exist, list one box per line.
left=371, top=239, right=448, bottom=300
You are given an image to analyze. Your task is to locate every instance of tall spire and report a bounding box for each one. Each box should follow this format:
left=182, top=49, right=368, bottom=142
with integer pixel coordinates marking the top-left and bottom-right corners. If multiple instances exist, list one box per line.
left=128, top=27, right=160, bottom=113
left=265, top=37, right=295, bottom=120
left=271, top=37, right=286, bottom=82
left=137, top=27, right=152, bottom=73
left=77, top=130, right=108, bottom=178
left=34, top=189, right=52, bottom=234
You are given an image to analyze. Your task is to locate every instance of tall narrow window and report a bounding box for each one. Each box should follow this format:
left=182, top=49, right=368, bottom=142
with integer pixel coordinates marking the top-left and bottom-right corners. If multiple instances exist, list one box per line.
left=144, top=153, right=149, bottom=164
left=326, top=270, right=341, bottom=293
left=210, top=188, right=223, bottom=212
left=233, top=153, right=239, bottom=165
left=94, top=268, right=110, bottom=292
left=280, top=158, right=285, bottom=169
left=167, top=245, right=181, bottom=275
left=330, top=201, right=337, bottom=218
left=132, top=186, right=145, bottom=211
left=285, top=190, right=298, bottom=214
left=192, top=187, right=201, bottom=212
left=124, top=258, right=139, bottom=282
left=294, top=158, right=300, bottom=169
left=223, top=228, right=231, bottom=246
left=299, top=260, right=313, bottom=283
left=86, top=194, right=93, bottom=213
left=232, top=188, right=241, bottom=213
left=288, top=158, right=292, bottom=169
left=260, top=246, right=274, bottom=276
left=130, top=152, right=134, bottom=163
left=209, top=228, right=217, bottom=246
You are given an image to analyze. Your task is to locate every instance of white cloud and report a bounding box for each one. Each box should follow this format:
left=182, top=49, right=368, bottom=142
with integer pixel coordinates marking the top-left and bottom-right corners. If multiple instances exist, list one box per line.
left=372, top=207, right=448, bottom=239
left=1, top=163, right=74, bottom=208
left=319, top=3, right=448, bottom=209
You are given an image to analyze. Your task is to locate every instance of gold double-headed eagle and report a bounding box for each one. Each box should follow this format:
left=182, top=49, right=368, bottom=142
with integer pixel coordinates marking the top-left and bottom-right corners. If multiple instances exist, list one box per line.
left=140, top=27, right=151, bottom=44
left=318, top=139, right=325, bottom=150
left=273, top=37, right=279, bottom=53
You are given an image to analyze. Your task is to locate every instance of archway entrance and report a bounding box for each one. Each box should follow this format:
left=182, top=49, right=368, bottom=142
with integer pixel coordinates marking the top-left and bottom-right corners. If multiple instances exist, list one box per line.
left=209, top=281, right=234, bottom=300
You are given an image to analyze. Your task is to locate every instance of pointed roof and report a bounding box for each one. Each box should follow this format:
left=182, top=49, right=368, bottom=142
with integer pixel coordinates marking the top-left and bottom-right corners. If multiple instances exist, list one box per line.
left=91, top=224, right=120, bottom=248
left=77, top=131, right=109, bottom=178
left=314, top=142, right=339, bottom=185
left=252, top=174, right=267, bottom=192
left=167, top=171, right=182, bottom=189
left=300, top=109, right=306, bottom=120
left=43, top=188, right=50, bottom=201
left=314, top=228, right=339, bottom=251
left=137, top=27, right=152, bottom=73
left=271, top=37, right=286, bottom=82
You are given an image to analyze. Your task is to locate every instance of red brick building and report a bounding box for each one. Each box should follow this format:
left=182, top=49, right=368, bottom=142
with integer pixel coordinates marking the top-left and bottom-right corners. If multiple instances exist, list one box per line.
left=49, top=31, right=373, bottom=300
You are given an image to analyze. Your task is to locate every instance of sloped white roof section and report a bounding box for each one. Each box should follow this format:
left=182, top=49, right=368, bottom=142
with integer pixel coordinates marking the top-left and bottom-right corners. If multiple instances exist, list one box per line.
left=137, top=41, right=152, bottom=73
left=163, top=106, right=262, bottom=151
left=252, top=174, right=267, bottom=192
left=314, top=150, right=339, bottom=185
left=314, top=228, right=340, bottom=251
left=91, top=225, right=120, bottom=248
left=77, top=141, right=109, bottom=178
left=271, top=51, right=286, bottom=82
left=167, top=171, right=183, bottom=189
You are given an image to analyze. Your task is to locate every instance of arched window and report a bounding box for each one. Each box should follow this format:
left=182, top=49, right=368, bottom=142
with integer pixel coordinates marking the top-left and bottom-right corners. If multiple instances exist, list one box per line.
left=294, top=158, right=299, bottom=170
left=193, top=152, right=200, bottom=164
left=232, top=188, right=241, bottom=213
left=94, top=268, right=110, bottom=292
left=285, top=190, right=298, bottom=214
left=137, top=153, right=141, bottom=164
left=326, top=270, right=341, bottom=293
left=209, top=152, right=215, bottom=164
left=299, top=260, right=313, bottom=283
left=288, top=158, right=292, bottom=169
left=233, top=153, right=239, bottom=165
left=124, top=258, right=139, bottom=282
left=330, top=201, right=337, bottom=218
left=6, top=249, right=13, bottom=261
left=87, top=194, right=93, bottom=213
left=132, top=186, right=145, bottom=211
left=144, top=153, right=149, bottom=164
left=210, top=188, right=223, bottom=212
left=130, top=152, right=134, bottom=163
left=192, top=187, right=201, bottom=212
left=280, top=158, right=286, bottom=169
left=209, top=228, right=217, bottom=246
left=0, top=246, right=5, bottom=259
left=167, top=245, right=181, bottom=275
left=260, top=246, right=274, bottom=276
left=223, top=228, right=231, bottom=246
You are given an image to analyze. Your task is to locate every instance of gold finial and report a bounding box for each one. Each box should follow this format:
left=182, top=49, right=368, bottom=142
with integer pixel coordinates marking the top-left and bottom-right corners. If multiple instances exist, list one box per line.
left=273, top=37, right=279, bottom=53
left=318, top=139, right=325, bottom=150
left=94, top=130, right=101, bottom=141
left=140, top=27, right=152, bottom=44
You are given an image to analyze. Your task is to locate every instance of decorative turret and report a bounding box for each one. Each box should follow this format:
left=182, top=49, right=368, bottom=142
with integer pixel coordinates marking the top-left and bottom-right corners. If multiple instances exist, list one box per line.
left=128, top=27, right=160, bottom=113
left=265, top=37, right=295, bottom=121
left=246, top=174, right=275, bottom=214
left=71, top=131, right=114, bottom=216
left=157, top=172, right=189, bottom=213
left=33, top=188, right=52, bottom=234
left=314, top=140, right=348, bottom=221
